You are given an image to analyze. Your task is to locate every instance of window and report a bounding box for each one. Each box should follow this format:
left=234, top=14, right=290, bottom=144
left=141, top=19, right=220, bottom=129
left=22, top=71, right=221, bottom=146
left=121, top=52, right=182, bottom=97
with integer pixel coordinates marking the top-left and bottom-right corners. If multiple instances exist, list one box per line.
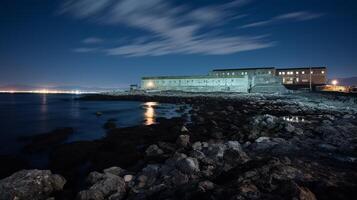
left=245, top=72, right=248, bottom=75
left=302, top=71, right=305, bottom=74
left=296, top=78, right=299, bottom=82
left=232, top=72, right=235, bottom=75
left=279, top=72, right=282, bottom=75
left=268, top=71, right=272, bottom=74
left=296, top=71, right=299, bottom=75
left=227, top=72, right=230, bottom=76
left=321, top=71, right=325, bottom=74
left=310, top=71, right=313, bottom=74
left=282, top=72, right=286, bottom=75
left=241, top=72, right=244, bottom=75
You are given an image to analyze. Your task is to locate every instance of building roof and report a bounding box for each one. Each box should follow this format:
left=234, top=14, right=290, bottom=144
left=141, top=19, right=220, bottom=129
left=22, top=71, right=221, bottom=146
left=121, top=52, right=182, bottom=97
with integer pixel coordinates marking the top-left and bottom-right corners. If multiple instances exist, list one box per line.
left=277, top=67, right=327, bottom=71
left=141, top=74, right=246, bottom=80
left=212, top=67, right=275, bottom=72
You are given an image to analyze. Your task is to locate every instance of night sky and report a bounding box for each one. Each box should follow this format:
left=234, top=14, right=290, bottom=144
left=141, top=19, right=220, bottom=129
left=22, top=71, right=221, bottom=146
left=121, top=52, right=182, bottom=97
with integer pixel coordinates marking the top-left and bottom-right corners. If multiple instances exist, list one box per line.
left=1, top=0, right=357, bottom=88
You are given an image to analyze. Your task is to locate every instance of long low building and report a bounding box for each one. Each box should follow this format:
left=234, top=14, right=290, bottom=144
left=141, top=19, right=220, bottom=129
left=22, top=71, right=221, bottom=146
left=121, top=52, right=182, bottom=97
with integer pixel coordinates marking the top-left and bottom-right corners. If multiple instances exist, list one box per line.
left=141, top=67, right=327, bottom=93
left=142, top=75, right=250, bottom=93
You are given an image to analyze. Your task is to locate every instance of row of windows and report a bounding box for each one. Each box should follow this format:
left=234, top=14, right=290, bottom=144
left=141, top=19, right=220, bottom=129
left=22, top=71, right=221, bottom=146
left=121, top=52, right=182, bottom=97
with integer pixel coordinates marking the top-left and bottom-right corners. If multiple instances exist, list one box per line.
left=215, top=71, right=272, bottom=76
left=278, top=70, right=325, bottom=75
left=151, top=79, right=242, bottom=85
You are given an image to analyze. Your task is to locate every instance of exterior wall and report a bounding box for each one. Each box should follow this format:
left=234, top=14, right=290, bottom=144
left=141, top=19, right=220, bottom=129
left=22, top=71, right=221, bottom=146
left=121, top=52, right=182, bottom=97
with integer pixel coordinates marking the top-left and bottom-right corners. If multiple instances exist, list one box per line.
left=141, top=76, right=249, bottom=93
left=276, top=67, right=327, bottom=86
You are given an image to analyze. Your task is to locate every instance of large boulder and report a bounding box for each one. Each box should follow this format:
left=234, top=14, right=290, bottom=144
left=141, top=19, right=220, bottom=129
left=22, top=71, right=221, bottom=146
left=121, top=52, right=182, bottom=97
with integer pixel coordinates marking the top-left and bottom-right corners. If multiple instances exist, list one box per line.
left=145, top=145, right=164, bottom=157
left=0, top=169, right=66, bottom=200
left=176, top=135, right=190, bottom=148
left=78, top=171, right=126, bottom=200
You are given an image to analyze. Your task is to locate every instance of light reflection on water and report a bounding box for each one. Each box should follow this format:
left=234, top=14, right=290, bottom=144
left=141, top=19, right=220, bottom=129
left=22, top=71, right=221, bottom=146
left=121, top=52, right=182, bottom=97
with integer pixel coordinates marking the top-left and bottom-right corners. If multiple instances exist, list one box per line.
left=143, top=102, right=158, bottom=125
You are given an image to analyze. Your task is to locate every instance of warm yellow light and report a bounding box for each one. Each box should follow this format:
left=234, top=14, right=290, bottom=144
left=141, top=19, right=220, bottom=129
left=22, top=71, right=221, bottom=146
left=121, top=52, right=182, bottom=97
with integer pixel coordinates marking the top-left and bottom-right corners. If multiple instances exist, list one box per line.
left=332, top=80, right=338, bottom=86
left=143, top=102, right=158, bottom=125
left=147, top=81, right=154, bottom=88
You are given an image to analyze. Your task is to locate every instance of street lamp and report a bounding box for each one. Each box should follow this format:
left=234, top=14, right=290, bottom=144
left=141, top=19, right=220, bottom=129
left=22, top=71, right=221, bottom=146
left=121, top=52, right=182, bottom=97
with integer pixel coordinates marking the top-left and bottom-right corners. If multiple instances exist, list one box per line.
left=332, top=80, right=338, bottom=91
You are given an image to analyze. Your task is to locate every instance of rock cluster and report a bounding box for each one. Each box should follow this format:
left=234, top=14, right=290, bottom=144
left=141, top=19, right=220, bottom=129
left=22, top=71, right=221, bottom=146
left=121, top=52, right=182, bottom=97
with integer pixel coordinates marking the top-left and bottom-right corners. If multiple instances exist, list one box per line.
left=0, top=170, right=66, bottom=200
left=1, top=92, right=357, bottom=199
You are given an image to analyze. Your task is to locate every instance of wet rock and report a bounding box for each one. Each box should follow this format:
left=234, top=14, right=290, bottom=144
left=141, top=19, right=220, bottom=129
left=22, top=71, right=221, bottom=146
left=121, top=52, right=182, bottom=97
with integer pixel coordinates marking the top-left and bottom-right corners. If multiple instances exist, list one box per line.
left=192, top=142, right=202, bottom=151
left=124, top=175, right=134, bottom=183
left=285, top=123, right=296, bottom=133
left=238, top=183, right=260, bottom=199
left=176, top=135, right=190, bottom=148
left=171, top=170, right=189, bottom=186
left=145, top=145, right=164, bottom=157
left=198, top=180, right=215, bottom=192
left=78, top=173, right=126, bottom=200
left=226, top=105, right=235, bottom=112
left=104, top=166, right=127, bottom=177
left=0, top=169, right=66, bottom=200
left=181, top=126, right=189, bottom=132
left=158, top=142, right=176, bottom=153
left=177, top=157, right=200, bottom=174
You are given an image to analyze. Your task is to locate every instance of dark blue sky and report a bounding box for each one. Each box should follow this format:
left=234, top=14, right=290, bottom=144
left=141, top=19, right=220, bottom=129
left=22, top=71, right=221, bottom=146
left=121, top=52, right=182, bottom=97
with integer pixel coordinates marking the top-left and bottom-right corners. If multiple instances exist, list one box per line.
left=1, top=0, right=357, bottom=88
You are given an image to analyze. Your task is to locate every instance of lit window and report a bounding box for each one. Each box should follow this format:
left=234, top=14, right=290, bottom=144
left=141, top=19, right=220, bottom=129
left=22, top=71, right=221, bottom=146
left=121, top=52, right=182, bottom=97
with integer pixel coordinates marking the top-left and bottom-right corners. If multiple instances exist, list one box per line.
left=302, top=71, right=305, bottom=74
left=241, top=72, right=244, bottom=75
left=321, top=71, right=325, bottom=74
left=232, top=72, right=235, bottom=75
left=296, top=78, right=299, bottom=82
left=296, top=71, right=299, bottom=75
left=279, top=72, right=282, bottom=75
left=245, top=72, right=248, bottom=75
left=268, top=71, right=271, bottom=74
left=311, top=71, right=313, bottom=74
left=227, top=72, right=230, bottom=76
left=282, top=72, right=286, bottom=75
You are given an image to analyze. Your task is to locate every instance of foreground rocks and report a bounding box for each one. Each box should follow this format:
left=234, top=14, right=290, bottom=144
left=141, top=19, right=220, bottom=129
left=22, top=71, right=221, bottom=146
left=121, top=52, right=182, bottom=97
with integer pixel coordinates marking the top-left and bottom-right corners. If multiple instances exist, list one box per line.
left=2, top=92, right=357, bottom=199
left=0, top=169, right=66, bottom=200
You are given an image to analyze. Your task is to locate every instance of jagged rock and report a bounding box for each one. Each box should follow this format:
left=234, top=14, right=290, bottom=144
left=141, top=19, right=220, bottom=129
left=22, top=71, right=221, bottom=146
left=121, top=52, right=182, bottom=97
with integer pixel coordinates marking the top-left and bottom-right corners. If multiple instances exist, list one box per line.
left=226, top=105, right=235, bottom=112
left=104, top=166, right=126, bottom=177
left=145, top=145, right=164, bottom=157
left=238, top=183, right=260, bottom=199
left=78, top=173, right=126, bottom=200
left=87, top=171, right=106, bottom=185
left=171, top=170, right=189, bottom=186
left=285, top=123, right=296, bottom=133
left=158, top=142, right=176, bottom=152
left=176, top=135, right=190, bottom=148
left=0, top=169, right=66, bottom=200
left=181, top=126, right=189, bottom=132
left=198, top=180, right=215, bottom=192
left=192, top=142, right=202, bottom=150
left=177, top=157, right=200, bottom=174
left=124, top=175, right=134, bottom=183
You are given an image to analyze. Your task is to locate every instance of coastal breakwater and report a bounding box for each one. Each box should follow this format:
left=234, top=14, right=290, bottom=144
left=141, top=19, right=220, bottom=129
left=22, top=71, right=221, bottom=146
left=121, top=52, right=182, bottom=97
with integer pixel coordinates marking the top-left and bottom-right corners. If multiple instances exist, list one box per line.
left=1, top=92, right=357, bottom=200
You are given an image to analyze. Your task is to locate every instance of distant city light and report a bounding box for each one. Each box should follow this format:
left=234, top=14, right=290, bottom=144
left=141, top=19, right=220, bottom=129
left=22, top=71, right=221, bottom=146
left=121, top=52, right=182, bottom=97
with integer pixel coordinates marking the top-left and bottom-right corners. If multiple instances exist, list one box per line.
left=0, top=89, right=97, bottom=94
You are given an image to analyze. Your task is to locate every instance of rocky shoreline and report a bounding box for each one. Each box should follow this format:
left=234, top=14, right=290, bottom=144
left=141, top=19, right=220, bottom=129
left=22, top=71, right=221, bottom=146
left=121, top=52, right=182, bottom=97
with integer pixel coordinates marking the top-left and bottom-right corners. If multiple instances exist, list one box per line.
left=1, top=92, right=357, bottom=200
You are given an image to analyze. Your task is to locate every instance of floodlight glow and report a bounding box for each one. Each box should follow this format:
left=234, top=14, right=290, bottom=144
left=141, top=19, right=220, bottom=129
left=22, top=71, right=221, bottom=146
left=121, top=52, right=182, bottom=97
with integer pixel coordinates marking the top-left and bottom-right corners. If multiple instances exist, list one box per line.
left=332, top=80, right=338, bottom=86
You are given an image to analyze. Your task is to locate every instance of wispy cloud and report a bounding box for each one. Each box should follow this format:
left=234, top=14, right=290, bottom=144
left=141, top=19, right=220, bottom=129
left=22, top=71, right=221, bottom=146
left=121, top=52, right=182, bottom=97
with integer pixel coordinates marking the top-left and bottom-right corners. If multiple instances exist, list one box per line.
left=242, top=11, right=323, bottom=28
left=73, top=47, right=99, bottom=53
left=60, top=1, right=320, bottom=57
left=82, top=37, right=104, bottom=44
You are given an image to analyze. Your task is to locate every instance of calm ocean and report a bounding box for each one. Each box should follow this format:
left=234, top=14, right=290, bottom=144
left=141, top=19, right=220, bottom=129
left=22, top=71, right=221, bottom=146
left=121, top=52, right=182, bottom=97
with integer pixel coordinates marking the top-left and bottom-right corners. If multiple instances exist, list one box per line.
left=0, top=93, right=181, bottom=156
